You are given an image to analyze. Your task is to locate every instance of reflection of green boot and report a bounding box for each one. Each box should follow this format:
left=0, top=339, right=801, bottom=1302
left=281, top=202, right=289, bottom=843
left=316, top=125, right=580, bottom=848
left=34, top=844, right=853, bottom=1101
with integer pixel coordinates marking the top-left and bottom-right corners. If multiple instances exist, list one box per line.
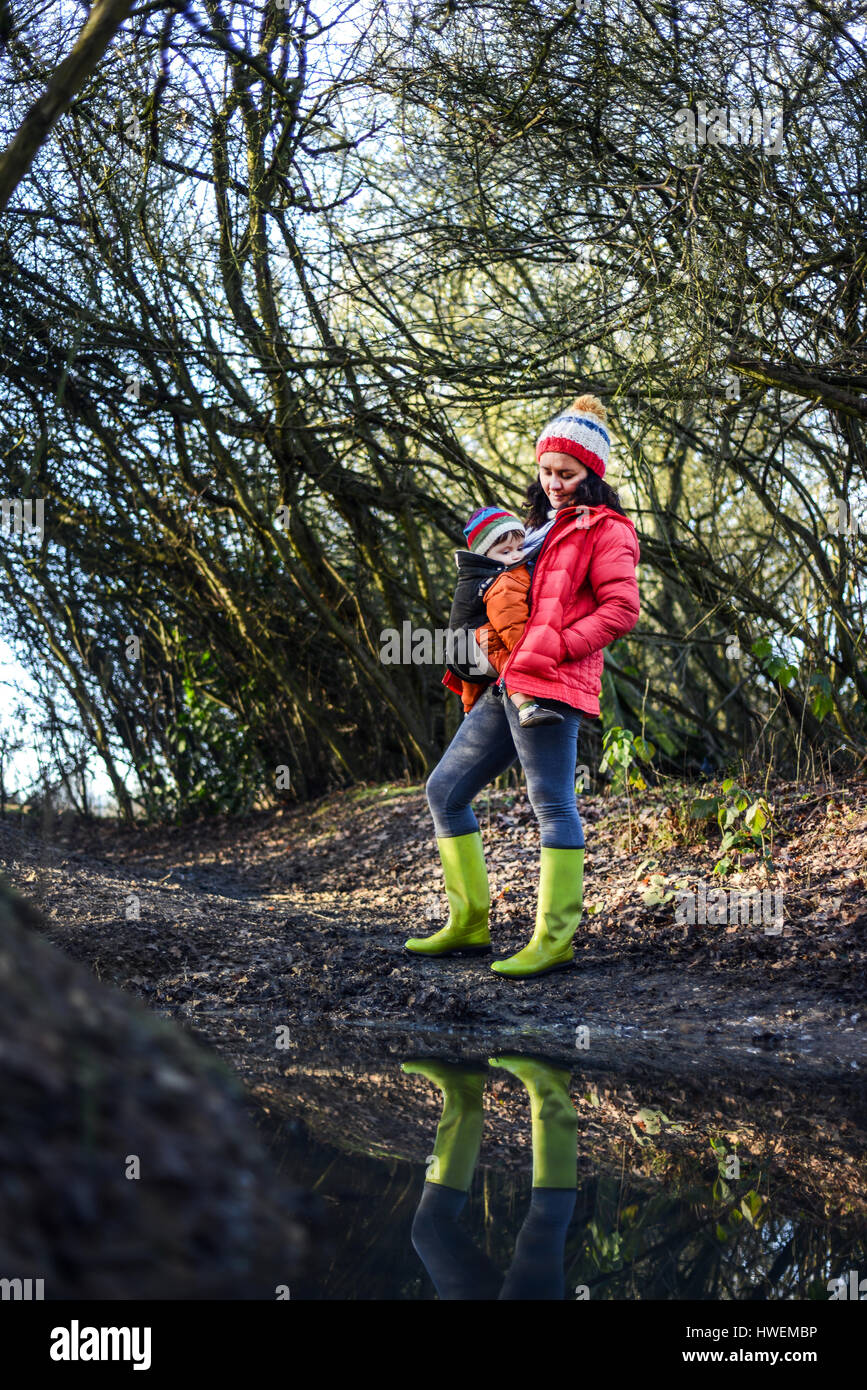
left=491, top=847, right=583, bottom=979
left=405, top=832, right=491, bottom=957
left=405, top=1059, right=501, bottom=1299
left=402, top=1059, right=487, bottom=1190
left=488, top=1055, right=576, bottom=1189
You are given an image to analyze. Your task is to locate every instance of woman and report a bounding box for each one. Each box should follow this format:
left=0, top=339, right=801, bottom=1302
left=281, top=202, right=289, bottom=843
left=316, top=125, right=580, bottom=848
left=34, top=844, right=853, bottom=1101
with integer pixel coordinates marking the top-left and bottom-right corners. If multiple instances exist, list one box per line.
left=405, top=395, right=641, bottom=979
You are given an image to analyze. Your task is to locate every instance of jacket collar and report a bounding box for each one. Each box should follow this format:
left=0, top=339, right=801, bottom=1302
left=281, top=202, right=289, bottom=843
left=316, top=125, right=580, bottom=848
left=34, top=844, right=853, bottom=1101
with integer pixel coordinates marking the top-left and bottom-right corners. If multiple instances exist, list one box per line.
left=541, top=503, right=634, bottom=550
left=453, top=549, right=505, bottom=574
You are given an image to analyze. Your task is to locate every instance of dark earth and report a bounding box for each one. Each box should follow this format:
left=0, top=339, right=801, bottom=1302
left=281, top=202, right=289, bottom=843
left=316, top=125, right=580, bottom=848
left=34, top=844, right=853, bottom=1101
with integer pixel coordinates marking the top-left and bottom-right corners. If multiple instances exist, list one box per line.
left=1, top=774, right=864, bottom=1298
left=5, top=774, right=864, bottom=1070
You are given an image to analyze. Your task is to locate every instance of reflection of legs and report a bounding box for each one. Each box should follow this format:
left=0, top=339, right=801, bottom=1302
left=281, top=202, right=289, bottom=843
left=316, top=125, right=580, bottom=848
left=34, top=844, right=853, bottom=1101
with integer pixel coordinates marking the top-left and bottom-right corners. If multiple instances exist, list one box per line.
left=406, top=1060, right=485, bottom=1192
left=489, top=1056, right=577, bottom=1301
left=404, top=1060, right=501, bottom=1300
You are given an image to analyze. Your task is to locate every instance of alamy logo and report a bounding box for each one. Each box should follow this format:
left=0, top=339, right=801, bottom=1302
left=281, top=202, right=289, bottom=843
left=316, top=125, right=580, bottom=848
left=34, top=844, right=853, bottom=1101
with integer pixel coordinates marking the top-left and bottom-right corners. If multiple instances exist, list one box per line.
left=49, top=1320, right=152, bottom=1370
left=675, top=886, right=783, bottom=933
left=828, top=1270, right=866, bottom=1300
left=828, top=498, right=865, bottom=535
left=380, top=621, right=489, bottom=671
left=0, top=1276, right=44, bottom=1299
left=674, top=101, right=784, bottom=154
left=0, top=498, right=44, bottom=544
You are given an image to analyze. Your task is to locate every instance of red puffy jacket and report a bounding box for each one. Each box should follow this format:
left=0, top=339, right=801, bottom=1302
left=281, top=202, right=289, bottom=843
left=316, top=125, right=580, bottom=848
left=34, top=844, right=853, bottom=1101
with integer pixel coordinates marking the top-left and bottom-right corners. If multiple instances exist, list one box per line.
left=441, top=502, right=640, bottom=718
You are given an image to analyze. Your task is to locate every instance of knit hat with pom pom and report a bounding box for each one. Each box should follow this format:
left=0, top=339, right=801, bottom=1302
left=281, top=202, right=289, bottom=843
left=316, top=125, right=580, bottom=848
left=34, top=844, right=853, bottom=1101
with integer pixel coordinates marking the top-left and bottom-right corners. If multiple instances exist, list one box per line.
left=535, top=394, right=610, bottom=479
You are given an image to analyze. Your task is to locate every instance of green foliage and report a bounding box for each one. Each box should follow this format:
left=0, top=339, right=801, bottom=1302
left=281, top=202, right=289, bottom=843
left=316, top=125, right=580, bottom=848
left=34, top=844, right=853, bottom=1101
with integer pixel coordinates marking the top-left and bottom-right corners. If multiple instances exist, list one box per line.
left=686, top=779, right=774, bottom=875
left=751, top=637, right=798, bottom=688
left=639, top=872, right=674, bottom=906
left=707, top=1136, right=768, bottom=1241
left=752, top=641, right=835, bottom=721
left=714, top=1187, right=767, bottom=1242
left=600, top=726, right=656, bottom=794
left=630, top=1106, right=686, bottom=1143
left=634, top=856, right=691, bottom=906
left=808, top=672, right=834, bottom=720
left=144, top=645, right=266, bottom=821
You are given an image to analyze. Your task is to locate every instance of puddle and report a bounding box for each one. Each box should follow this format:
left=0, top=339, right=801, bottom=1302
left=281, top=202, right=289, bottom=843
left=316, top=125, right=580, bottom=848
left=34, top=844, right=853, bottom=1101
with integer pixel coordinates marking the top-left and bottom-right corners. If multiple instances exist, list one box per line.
left=249, top=1042, right=867, bottom=1300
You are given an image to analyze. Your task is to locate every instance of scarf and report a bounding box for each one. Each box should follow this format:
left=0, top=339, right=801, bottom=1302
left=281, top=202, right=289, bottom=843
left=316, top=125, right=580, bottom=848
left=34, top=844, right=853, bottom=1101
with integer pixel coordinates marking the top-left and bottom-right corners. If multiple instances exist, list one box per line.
left=521, top=507, right=558, bottom=560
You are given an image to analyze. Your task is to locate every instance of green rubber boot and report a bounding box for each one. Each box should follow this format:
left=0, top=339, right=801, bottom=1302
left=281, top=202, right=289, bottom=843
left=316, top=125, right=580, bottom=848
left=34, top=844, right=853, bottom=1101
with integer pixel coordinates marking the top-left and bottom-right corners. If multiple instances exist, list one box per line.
left=405, top=831, right=491, bottom=957
left=402, top=1059, right=487, bottom=1190
left=488, top=1055, right=577, bottom=1188
left=491, top=847, right=583, bottom=979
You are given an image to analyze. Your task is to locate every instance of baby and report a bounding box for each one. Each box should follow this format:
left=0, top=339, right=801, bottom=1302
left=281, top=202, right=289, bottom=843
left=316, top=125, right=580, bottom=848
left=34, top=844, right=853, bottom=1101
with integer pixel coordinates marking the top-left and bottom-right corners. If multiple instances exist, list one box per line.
left=444, top=506, right=564, bottom=727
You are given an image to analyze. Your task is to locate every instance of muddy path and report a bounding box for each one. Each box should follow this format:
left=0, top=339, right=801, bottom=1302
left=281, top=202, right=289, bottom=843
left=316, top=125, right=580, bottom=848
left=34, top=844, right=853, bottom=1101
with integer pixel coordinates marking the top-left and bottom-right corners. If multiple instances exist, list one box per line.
left=2, top=776, right=864, bottom=1079
left=3, top=776, right=866, bottom=1283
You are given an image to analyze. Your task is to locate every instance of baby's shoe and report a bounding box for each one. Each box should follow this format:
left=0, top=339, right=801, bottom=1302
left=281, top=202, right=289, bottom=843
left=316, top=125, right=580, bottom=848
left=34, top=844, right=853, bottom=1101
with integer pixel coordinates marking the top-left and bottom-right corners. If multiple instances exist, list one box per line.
left=518, top=701, right=564, bottom=727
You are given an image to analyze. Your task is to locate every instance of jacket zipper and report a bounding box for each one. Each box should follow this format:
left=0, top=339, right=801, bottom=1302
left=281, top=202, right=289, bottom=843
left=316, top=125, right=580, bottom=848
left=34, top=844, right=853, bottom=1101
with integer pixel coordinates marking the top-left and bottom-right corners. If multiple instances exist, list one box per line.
left=497, top=504, right=603, bottom=691
left=496, top=511, right=566, bottom=691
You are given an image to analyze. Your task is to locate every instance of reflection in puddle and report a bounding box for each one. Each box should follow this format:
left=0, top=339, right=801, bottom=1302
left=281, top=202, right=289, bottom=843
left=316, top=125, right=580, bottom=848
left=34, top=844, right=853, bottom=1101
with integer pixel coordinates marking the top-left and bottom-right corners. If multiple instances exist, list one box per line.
left=407, top=1056, right=576, bottom=1299
left=253, top=1051, right=867, bottom=1301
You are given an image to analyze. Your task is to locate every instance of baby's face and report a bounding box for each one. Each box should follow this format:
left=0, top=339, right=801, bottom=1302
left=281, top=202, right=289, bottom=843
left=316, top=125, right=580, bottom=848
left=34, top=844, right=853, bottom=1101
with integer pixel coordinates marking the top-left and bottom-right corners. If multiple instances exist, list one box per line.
left=485, top=531, right=526, bottom=565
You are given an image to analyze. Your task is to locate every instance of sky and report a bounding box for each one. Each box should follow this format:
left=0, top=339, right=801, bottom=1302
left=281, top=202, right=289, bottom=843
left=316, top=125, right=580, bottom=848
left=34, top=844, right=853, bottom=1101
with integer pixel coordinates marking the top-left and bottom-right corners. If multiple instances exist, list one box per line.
left=0, top=637, right=117, bottom=813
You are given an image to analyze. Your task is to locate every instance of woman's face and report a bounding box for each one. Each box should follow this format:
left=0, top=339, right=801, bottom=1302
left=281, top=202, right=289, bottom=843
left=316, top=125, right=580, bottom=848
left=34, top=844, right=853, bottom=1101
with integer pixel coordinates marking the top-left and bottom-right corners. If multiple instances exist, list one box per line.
left=538, top=450, right=588, bottom=508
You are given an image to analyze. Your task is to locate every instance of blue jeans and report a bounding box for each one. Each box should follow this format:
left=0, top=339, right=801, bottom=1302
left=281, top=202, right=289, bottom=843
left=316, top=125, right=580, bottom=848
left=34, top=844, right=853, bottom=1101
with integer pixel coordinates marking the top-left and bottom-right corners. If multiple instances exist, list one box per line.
left=426, top=686, right=585, bottom=848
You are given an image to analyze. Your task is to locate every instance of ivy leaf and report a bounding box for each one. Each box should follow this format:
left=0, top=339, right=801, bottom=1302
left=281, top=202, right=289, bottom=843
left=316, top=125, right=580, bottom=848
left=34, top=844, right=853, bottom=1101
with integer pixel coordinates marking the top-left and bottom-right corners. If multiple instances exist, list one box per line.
left=744, top=800, right=769, bottom=833
left=635, top=1107, right=662, bottom=1134
left=634, top=857, right=659, bottom=877
left=809, top=677, right=834, bottom=720
left=740, top=1191, right=764, bottom=1226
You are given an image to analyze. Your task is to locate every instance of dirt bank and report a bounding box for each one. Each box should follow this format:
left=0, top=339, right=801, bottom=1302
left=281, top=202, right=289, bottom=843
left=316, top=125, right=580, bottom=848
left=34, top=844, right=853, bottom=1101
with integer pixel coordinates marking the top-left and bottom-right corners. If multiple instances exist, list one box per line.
left=2, top=775, right=864, bottom=1076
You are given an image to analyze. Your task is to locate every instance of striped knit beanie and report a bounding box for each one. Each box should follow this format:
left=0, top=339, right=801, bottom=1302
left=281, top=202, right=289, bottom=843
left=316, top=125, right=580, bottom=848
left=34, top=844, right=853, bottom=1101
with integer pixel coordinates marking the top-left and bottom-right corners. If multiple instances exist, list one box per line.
left=536, top=394, right=610, bottom=479
left=463, top=506, right=526, bottom=556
